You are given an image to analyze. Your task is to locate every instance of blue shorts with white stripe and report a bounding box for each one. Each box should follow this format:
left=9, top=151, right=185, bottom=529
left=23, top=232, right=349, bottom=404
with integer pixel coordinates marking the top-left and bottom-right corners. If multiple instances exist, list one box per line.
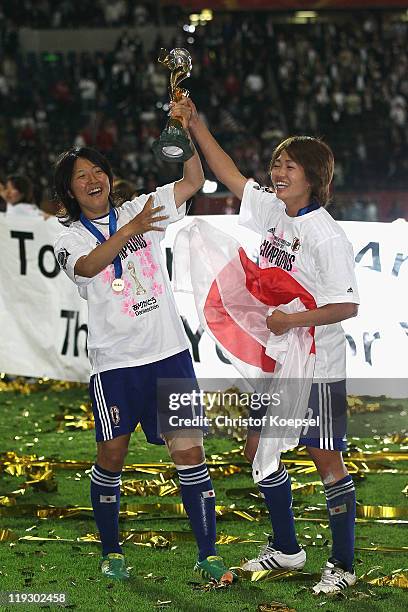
left=299, top=380, right=347, bottom=451
left=248, top=380, right=348, bottom=452
left=89, top=349, right=201, bottom=444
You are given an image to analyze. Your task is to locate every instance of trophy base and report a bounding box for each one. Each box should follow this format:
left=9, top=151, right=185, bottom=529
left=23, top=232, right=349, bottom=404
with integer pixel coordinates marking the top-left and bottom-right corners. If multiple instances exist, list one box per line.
left=152, top=122, right=194, bottom=164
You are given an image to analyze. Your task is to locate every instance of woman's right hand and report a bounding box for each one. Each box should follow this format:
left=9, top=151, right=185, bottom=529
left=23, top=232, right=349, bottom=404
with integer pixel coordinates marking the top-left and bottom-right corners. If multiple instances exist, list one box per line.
left=170, top=97, right=200, bottom=131
left=126, top=196, right=169, bottom=235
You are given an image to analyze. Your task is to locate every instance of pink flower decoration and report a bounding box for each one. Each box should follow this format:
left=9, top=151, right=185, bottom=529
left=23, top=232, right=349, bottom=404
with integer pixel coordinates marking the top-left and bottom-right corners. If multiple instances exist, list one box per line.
left=121, top=298, right=136, bottom=318
left=151, top=281, right=164, bottom=297
left=101, top=266, right=115, bottom=284
left=122, top=278, right=132, bottom=298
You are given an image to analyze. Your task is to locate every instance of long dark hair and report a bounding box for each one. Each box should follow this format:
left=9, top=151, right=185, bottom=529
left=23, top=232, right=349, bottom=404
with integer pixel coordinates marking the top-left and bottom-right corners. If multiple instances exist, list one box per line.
left=54, top=147, right=117, bottom=225
left=269, top=136, right=334, bottom=206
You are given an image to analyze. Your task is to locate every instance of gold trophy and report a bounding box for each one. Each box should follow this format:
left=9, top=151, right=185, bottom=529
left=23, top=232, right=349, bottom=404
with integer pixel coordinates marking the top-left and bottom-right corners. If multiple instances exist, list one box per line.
left=152, top=48, right=194, bottom=163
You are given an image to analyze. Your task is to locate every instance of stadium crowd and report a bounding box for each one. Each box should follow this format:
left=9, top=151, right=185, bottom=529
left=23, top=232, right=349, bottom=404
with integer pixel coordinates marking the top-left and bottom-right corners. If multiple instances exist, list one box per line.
left=0, top=1, right=157, bottom=29
left=273, top=14, right=407, bottom=191
left=0, top=8, right=406, bottom=221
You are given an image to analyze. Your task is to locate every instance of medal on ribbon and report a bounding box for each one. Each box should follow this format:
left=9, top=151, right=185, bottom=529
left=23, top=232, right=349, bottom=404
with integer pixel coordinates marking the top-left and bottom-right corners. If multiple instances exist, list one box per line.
left=80, top=209, right=124, bottom=292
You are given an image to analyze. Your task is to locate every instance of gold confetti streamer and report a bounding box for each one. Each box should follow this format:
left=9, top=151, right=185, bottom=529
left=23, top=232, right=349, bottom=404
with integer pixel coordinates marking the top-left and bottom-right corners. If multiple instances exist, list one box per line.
left=121, top=474, right=179, bottom=497
left=56, top=402, right=94, bottom=432
left=0, top=377, right=86, bottom=394
left=347, top=395, right=382, bottom=414
left=226, top=481, right=322, bottom=500
left=235, top=566, right=408, bottom=590
left=359, top=568, right=408, bottom=589
left=1, top=450, right=407, bottom=480
left=2, top=502, right=407, bottom=524
left=154, top=600, right=172, bottom=608
left=15, top=530, right=408, bottom=557
left=0, top=529, right=17, bottom=542
left=234, top=567, right=319, bottom=583
left=258, top=603, right=296, bottom=612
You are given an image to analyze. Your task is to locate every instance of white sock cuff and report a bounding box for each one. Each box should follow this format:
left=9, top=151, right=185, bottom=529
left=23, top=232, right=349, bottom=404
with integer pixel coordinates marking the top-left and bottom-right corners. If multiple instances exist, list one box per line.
left=175, top=460, right=206, bottom=472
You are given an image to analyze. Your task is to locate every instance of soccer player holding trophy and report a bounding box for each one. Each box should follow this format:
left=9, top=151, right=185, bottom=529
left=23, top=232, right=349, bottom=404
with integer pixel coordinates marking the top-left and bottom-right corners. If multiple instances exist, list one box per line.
left=53, top=48, right=236, bottom=584
left=171, top=95, right=360, bottom=595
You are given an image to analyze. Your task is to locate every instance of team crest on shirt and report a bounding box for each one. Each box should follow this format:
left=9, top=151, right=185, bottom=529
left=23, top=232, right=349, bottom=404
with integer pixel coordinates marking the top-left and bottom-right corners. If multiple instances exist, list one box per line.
left=253, top=185, right=275, bottom=193
left=291, top=237, right=301, bottom=252
left=110, top=405, right=120, bottom=426
left=57, top=248, right=70, bottom=270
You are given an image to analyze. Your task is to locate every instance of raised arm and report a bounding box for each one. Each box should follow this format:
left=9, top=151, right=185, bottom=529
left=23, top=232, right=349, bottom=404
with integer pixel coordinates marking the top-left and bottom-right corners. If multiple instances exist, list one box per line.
left=170, top=102, right=205, bottom=207
left=171, top=98, right=248, bottom=200
left=174, top=145, right=205, bottom=208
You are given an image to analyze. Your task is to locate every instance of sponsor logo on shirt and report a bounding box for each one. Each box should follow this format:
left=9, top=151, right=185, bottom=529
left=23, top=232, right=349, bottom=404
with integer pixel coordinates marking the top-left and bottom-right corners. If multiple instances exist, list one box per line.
left=291, top=237, right=301, bottom=252
left=253, top=185, right=275, bottom=193
left=119, top=235, right=148, bottom=260
left=260, top=239, right=296, bottom=271
left=56, top=248, right=70, bottom=270
left=132, top=296, right=159, bottom=316
left=347, top=287, right=354, bottom=293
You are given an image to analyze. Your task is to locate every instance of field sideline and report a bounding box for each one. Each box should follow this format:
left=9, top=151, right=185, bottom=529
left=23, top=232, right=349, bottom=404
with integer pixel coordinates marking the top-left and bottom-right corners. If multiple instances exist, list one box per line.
left=0, top=384, right=407, bottom=612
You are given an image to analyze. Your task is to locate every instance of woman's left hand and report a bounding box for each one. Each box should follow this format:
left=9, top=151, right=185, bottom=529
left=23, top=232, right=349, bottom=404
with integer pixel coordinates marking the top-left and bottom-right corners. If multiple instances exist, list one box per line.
left=266, top=310, right=292, bottom=335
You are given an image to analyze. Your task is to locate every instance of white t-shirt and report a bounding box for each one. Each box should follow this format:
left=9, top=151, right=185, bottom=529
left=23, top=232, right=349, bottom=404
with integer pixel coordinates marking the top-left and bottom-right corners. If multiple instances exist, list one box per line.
left=54, top=183, right=189, bottom=375
left=239, top=180, right=360, bottom=379
left=6, top=202, right=44, bottom=218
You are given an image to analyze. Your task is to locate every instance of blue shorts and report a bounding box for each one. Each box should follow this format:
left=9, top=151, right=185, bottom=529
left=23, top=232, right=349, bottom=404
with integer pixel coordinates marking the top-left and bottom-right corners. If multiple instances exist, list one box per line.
left=249, top=380, right=347, bottom=452
left=89, top=350, right=203, bottom=445
left=299, top=380, right=347, bottom=451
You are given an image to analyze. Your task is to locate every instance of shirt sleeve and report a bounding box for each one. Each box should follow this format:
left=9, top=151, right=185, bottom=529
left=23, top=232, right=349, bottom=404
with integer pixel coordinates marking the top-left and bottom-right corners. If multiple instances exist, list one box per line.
left=123, top=182, right=185, bottom=237
left=239, top=179, right=284, bottom=234
left=54, top=230, right=95, bottom=287
left=314, top=236, right=360, bottom=305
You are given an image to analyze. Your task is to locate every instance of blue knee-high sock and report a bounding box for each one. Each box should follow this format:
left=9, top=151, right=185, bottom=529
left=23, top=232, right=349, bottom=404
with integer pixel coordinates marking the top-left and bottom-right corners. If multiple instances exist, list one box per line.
left=90, top=464, right=122, bottom=557
left=176, top=462, right=217, bottom=562
left=324, top=474, right=356, bottom=571
left=258, top=463, right=300, bottom=555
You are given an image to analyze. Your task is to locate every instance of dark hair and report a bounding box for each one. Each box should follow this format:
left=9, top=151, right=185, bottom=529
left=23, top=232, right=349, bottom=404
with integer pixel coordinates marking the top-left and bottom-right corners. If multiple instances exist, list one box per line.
left=54, top=147, right=116, bottom=225
left=113, top=178, right=138, bottom=204
left=269, top=136, right=334, bottom=205
left=7, top=174, right=34, bottom=204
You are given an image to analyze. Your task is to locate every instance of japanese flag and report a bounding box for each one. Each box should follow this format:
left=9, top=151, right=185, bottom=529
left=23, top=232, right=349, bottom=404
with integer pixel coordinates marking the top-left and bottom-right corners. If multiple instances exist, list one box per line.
left=173, top=219, right=316, bottom=481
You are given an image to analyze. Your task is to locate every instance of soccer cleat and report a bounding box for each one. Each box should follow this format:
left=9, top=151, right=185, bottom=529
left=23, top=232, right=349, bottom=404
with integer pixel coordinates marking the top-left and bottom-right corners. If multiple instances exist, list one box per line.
left=312, top=557, right=357, bottom=594
left=194, top=555, right=237, bottom=584
left=100, top=553, right=130, bottom=580
left=241, top=536, right=306, bottom=571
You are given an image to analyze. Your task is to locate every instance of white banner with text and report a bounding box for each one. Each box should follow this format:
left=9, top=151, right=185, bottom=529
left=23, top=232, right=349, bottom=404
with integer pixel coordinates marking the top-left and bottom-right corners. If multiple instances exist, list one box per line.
left=0, top=215, right=407, bottom=395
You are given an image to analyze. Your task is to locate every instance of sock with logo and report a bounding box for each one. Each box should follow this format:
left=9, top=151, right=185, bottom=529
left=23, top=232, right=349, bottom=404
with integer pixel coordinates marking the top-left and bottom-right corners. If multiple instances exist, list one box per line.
left=90, top=464, right=122, bottom=556
left=176, top=462, right=217, bottom=562
left=258, top=463, right=301, bottom=554
left=324, top=474, right=356, bottom=571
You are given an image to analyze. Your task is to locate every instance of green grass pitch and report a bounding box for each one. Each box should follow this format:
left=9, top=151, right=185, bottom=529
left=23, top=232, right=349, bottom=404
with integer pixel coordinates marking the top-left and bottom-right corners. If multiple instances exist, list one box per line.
left=0, top=385, right=407, bottom=612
